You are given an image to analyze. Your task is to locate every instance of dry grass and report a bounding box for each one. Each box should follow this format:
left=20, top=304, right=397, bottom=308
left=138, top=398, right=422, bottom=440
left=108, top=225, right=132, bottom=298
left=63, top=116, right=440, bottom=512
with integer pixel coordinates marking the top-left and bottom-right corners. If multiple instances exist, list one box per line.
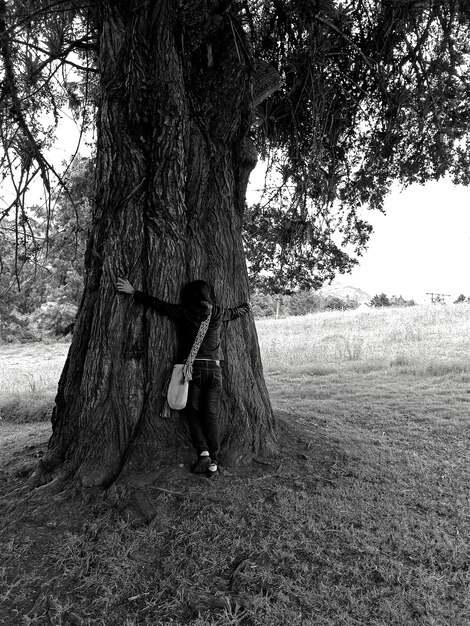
left=0, top=342, right=69, bottom=422
left=1, top=304, right=470, bottom=624
left=256, top=303, right=470, bottom=376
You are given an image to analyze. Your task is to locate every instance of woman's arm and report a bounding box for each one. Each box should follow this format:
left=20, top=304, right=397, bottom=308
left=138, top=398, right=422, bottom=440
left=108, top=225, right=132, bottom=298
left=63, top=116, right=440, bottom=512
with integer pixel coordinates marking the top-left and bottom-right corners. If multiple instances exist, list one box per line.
left=116, top=278, right=183, bottom=319
left=221, top=301, right=251, bottom=322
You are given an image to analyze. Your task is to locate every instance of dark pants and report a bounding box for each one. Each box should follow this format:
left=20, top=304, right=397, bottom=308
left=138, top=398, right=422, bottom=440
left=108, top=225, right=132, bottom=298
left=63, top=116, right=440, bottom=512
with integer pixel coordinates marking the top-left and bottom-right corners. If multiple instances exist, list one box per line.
left=187, top=361, right=222, bottom=464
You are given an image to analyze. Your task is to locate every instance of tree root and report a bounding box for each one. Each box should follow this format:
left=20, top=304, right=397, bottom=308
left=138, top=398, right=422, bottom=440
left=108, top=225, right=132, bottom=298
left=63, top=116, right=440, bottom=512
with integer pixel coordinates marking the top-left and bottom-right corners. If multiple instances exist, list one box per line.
left=32, top=475, right=69, bottom=496
left=27, top=465, right=51, bottom=490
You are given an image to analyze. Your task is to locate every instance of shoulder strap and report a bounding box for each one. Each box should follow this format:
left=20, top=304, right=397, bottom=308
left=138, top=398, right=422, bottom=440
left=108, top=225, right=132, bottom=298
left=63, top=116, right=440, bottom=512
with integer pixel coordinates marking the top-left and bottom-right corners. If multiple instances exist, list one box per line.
left=182, top=312, right=212, bottom=381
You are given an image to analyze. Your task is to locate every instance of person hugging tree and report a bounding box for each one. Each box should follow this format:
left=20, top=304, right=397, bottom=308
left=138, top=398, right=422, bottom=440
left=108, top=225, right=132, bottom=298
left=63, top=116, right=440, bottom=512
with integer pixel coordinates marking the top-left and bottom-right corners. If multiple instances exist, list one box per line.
left=116, top=277, right=251, bottom=477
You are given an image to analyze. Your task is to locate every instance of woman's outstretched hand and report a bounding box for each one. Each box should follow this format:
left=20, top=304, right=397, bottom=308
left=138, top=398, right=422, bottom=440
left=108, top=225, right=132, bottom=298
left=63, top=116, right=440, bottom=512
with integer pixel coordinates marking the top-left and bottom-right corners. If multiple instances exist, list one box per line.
left=116, top=277, right=135, bottom=295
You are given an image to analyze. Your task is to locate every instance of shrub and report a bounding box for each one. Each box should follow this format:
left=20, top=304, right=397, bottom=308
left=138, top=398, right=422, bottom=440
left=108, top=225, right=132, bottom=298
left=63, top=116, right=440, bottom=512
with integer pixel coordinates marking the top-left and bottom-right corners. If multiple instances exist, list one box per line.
left=30, top=301, right=77, bottom=336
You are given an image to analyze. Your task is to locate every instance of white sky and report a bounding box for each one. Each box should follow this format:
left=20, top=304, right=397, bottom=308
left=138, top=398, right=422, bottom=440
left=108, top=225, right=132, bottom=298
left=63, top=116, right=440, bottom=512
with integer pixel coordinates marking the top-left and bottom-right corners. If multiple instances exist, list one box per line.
left=333, top=180, right=470, bottom=303
left=247, top=164, right=470, bottom=304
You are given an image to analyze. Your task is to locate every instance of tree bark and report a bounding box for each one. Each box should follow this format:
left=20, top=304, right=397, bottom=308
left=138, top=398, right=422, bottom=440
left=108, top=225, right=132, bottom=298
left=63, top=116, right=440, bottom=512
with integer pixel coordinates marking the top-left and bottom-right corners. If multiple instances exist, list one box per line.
left=38, top=0, right=277, bottom=488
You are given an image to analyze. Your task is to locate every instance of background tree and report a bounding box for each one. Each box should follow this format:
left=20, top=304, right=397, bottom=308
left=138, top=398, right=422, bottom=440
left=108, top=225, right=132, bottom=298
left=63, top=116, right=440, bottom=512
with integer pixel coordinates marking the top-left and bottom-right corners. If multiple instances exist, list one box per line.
left=370, top=293, right=416, bottom=308
left=389, top=295, right=416, bottom=308
left=0, top=156, right=91, bottom=339
left=250, top=292, right=277, bottom=318
left=2, top=0, right=470, bottom=489
left=370, top=293, right=391, bottom=308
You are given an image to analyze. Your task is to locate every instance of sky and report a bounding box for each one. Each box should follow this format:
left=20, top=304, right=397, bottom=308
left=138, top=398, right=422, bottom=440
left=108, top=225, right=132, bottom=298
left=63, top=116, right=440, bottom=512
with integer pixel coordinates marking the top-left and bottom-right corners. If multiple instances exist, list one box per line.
left=331, top=180, right=470, bottom=304
left=247, top=166, right=470, bottom=305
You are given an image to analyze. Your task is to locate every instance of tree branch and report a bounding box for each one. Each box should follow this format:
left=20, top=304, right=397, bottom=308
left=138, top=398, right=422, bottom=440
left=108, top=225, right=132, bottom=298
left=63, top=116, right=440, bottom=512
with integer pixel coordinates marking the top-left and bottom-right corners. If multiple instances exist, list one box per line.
left=11, top=36, right=98, bottom=74
left=0, top=0, right=91, bottom=39
left=252, top=59, right=283, bottom=107
left=313, top=12, right=378, bottom=79
left=0, top=0, right=51, bottom=192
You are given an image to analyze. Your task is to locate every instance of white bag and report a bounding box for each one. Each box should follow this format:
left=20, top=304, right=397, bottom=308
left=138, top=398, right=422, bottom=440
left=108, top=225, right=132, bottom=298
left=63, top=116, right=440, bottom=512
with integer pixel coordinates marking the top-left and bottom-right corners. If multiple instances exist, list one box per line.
left=166, top=312, right=211, bottom=411
left=167, top=364, right=189, bottom=410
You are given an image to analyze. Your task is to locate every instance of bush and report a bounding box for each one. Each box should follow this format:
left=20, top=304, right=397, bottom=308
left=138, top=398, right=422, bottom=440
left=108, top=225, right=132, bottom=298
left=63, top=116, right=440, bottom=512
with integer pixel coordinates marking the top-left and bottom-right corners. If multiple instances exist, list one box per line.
left=30, top=301, right=77, bottom=336
left=251, top=293, right=277, bottom=317
left=0, top=308, right=41, bottom=343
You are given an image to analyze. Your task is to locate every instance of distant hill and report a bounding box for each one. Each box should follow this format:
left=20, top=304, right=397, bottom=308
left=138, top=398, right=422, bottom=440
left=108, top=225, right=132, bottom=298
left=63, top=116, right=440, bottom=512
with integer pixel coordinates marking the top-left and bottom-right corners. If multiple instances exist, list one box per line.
left=319, top=284, right=372, bottom=305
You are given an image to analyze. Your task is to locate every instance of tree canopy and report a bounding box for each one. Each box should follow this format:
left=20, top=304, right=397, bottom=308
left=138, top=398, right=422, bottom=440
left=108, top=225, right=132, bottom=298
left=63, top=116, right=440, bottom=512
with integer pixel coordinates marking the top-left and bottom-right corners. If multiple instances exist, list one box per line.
left=1, top=0, right=470, bottom=294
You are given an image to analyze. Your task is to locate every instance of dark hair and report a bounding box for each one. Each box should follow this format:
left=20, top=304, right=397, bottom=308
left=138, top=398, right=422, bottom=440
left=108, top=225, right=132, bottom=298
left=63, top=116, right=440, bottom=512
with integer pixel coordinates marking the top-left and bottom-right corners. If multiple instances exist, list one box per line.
left=181, top=280, right=215, bottom=319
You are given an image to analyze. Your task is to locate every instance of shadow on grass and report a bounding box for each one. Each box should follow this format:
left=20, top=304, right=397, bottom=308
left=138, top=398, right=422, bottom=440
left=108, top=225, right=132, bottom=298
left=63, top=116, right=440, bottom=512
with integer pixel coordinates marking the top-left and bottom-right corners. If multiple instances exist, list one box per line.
left=1, top=406, right=469, bottom=625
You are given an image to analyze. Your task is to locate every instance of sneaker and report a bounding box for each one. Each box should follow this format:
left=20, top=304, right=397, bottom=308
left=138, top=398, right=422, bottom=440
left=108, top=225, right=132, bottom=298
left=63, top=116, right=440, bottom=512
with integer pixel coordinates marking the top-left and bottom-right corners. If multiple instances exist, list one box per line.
left=191, top=454, right=211, bottom=474
left=207, top=462, right=218, bottom=477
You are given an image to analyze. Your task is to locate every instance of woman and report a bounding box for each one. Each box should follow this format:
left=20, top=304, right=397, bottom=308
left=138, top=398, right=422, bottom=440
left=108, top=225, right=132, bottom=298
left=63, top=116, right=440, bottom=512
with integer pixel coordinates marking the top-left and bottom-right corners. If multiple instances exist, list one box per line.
left=116, top=277, right=250, bottom=477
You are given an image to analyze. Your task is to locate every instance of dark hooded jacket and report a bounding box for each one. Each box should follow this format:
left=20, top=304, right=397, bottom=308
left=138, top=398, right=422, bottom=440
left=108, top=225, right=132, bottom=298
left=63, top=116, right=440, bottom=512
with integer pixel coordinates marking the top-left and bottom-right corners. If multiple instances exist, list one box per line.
left=132, top=291, right=249, bottom=361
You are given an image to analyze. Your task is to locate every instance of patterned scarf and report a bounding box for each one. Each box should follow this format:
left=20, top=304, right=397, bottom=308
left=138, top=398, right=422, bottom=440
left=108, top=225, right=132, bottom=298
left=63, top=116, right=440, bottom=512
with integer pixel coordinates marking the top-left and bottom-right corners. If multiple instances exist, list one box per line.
left=182, top=312, right=212, bottom=381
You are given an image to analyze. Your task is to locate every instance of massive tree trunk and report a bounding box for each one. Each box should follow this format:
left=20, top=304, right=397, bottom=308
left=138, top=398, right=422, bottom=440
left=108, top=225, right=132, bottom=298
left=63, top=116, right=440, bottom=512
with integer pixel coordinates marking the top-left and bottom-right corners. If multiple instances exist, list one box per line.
left=37, top=0, right=277, bottom=488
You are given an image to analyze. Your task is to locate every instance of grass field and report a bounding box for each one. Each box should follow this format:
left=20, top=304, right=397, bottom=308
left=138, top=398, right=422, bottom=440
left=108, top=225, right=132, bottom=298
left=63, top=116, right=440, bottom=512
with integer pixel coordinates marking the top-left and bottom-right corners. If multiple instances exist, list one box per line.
left=0, top=341, right=69, bottom=422
left=1, top=304, right=470, bottom=625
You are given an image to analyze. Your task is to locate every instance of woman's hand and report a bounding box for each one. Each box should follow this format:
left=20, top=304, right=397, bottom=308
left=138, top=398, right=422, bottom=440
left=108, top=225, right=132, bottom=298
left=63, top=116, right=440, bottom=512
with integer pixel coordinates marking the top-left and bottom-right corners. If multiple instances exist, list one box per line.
left=116, top=277, right=135, bottom=295
left=238, top=302, right=251, bottom=315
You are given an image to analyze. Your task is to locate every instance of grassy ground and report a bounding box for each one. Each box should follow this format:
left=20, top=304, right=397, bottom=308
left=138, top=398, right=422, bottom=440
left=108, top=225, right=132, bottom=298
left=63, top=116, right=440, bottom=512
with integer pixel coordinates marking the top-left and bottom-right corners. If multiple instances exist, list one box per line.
left=0, top=341, right=69, bottom=422
left=1, top=305, right=470, bottom=625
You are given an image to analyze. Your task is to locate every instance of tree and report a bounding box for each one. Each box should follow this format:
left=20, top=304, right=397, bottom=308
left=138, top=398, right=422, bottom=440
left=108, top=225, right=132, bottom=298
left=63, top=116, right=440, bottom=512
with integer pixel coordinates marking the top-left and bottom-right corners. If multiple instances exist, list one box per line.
left=2, top=1, right=470, bottom=490
left=250, top=292, right=277, bottom=317
left=389, top=295, right=416, bottom=308
left=285, top=290, right=323, bottom=316
left=0, top=156, right=91, bottom=339
left=370, top=293, right=391, bottom=308
left=3, top=0, right=279, bottom=489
